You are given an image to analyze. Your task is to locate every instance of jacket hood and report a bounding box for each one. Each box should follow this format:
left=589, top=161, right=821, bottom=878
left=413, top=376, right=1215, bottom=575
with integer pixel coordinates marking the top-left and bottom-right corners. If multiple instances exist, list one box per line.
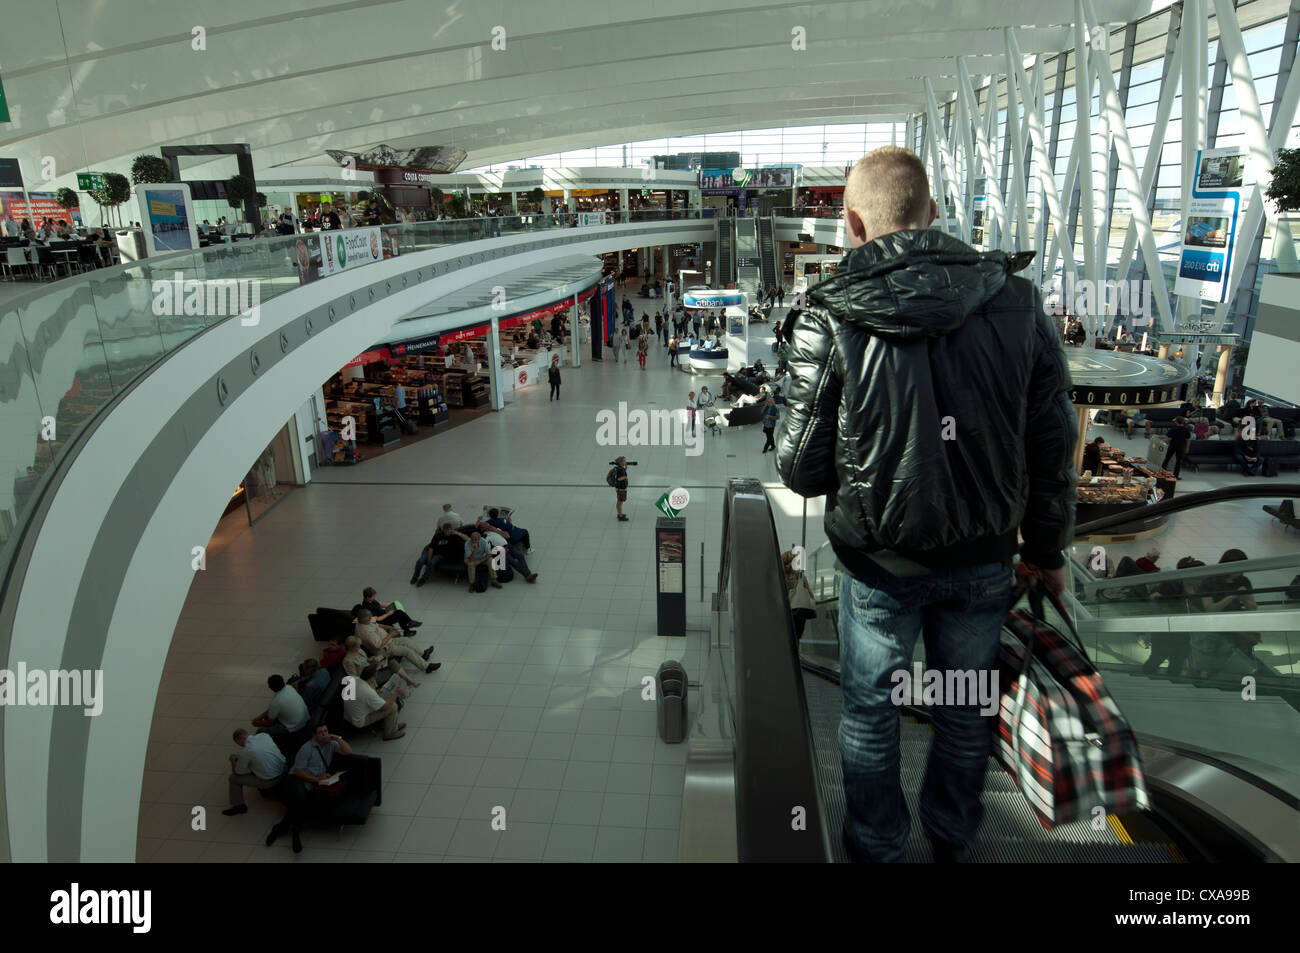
left=808, top=228, right=1035, bottom=340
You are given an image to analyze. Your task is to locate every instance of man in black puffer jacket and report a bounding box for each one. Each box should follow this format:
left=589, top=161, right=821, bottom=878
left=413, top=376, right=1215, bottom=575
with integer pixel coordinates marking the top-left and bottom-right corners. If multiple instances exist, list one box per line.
left=776, top=147, right=1076, bottom=864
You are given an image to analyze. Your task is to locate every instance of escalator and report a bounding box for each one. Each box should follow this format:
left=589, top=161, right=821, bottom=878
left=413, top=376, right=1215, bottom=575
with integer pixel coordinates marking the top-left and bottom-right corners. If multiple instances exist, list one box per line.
left=757, top=216, right=779, bottom=291
left=681, top=479, right=1300, bottom=862
left=715, top=218, right=736, bottom=287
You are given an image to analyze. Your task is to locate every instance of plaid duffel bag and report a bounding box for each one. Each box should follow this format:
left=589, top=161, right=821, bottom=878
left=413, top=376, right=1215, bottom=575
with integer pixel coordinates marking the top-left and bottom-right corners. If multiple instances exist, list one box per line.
left=994, top=579, right=1150, bottom=828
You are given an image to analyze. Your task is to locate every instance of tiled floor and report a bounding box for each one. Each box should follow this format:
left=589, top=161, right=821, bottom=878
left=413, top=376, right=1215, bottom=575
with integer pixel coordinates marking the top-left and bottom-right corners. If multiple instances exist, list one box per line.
left=137, top=291, right=792, bottom=863
left=136, top=294, right=1300, bottom=863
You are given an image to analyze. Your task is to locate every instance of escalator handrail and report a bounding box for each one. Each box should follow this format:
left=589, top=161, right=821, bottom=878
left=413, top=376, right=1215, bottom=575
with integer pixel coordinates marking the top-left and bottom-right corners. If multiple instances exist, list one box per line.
left=723, top=478, right=830, bottom=862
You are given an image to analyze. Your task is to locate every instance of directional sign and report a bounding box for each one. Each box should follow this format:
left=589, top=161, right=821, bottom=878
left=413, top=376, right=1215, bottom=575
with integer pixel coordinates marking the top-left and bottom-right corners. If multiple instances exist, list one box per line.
left=76, top=172, right=106, bottom=191
left=0, top=73, right=9, bottom=123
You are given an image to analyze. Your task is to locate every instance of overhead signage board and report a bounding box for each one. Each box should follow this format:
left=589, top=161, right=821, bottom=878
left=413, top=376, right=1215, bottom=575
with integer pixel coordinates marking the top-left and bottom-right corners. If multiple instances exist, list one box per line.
left=76, top=172, right=106, bottom=191
left=0, top=73, right=9, bottom=123
left=1173, top=147, right=1247, bottom=304
left=0, top=157, right=22, bottom=188
left=699, top=167, right=795, bottom=189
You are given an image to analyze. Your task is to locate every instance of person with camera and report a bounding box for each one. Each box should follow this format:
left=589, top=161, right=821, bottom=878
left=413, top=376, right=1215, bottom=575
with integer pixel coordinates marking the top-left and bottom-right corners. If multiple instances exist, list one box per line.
left=608, top=456, right=633, bottom=521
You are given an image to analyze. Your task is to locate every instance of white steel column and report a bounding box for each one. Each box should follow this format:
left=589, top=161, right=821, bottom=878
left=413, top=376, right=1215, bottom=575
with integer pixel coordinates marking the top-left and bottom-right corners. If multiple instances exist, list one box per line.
left=1009, top=28, right=1079, bottom=292
left=954, top=68, right=977, bottom=234
left=1082, top=0, right=1176, bottom=334
left=1180, top=0, right=1207, bottom=325
left=960, top=59, right=1007, bottom=252
left=924, top=78, right=963, bottom=236
left=1003, top=38, right=1033, bottom=250
left=1113, top=29, right=1184, bottom=287
left=1075, top=2, right=1100, bottom=352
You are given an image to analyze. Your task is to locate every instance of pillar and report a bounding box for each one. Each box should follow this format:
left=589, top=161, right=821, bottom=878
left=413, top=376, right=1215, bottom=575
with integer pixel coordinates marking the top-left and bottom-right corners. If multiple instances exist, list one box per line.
left=570, top=295, right=582, bottom=369
left=1074, top=407, right=1091, bottom=474
left=488, top=314, right=504, bottom=411
left=562, top=188, right=571, bottom=210
left=511, top=191, right=518, bottom=213
left=620, top=188, right=629, bottom=222
left=1213, top=344, right=1232, bottom=406
left=1157, top=343, right=1171, bottom=360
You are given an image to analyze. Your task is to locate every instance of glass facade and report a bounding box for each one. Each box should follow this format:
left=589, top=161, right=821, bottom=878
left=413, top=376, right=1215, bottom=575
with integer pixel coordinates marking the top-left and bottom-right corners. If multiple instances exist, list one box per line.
left=466, top=122, right=907, bottom=173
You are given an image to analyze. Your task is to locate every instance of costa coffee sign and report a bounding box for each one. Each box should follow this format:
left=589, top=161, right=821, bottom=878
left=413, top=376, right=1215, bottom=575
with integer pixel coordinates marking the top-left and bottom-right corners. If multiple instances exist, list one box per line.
left=376, top=169, right=440, bottom=186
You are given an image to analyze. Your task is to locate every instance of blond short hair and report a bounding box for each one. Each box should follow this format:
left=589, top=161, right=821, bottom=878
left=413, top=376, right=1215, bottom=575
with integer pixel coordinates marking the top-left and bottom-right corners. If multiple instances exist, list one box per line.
left=844, top=146, right=932, bottom=234
left=345, top=635, right=362, bottom=650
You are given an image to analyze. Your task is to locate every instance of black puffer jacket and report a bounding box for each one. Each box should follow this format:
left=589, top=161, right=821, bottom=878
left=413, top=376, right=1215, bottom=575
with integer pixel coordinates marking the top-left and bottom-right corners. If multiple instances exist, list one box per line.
left=775, top=229, right=1076, bottom=576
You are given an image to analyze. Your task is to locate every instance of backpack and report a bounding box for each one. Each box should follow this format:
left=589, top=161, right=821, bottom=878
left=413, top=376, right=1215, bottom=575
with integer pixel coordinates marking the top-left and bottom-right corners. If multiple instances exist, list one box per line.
left=606, top=468, right=618, bottom=487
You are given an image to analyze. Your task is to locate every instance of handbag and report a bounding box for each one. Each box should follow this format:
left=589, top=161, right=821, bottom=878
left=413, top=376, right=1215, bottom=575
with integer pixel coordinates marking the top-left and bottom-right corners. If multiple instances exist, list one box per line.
left=994, top=570, right=1149, bottom=828
left=788, top=573, right=817, bottom=613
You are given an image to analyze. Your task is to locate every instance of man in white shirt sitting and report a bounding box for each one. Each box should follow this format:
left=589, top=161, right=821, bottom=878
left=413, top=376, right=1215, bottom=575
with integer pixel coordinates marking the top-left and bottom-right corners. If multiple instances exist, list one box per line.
left=223, top=727, right=288, bottom=815
left=437, top=502, right=463, bottom=532
left=251, top=674, right=310, bottom=736
left=2, top=217, right=19, bottom=238
left=343, top=664, right=406, bottom=740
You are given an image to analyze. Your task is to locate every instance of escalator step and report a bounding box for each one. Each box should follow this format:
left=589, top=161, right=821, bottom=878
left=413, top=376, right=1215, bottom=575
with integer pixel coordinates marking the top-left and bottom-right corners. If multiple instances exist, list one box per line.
left=803, top=669, right=1175, bottom=862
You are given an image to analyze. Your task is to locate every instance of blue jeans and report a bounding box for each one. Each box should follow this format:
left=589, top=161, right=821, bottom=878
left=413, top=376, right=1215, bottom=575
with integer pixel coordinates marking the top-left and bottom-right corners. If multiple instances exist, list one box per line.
left=413, top=551, right=443, bottom=582
left=838, top=560, right=1013, bottom=861
left=506, top=549, right=532, bottom=577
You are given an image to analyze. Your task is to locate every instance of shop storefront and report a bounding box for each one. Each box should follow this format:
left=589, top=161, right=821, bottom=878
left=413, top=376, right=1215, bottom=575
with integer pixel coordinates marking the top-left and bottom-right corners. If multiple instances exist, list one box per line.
left=496, top=287, right=597, bottom=394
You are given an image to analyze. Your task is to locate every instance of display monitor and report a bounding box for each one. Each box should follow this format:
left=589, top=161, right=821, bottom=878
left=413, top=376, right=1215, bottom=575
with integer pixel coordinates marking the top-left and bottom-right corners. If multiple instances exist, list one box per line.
left=135, top=183, right=199, bottom=255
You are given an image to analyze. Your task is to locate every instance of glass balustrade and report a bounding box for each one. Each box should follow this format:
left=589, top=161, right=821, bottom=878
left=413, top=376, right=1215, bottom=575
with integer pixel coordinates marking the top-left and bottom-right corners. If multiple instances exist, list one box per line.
left=0, top=210, right=705, bottom=576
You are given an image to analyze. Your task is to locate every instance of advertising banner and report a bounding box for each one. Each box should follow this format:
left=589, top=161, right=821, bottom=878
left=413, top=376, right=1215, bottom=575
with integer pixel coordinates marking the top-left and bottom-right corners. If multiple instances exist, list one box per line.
left=1, top=191, right=81, bottom=224
left=319, top=226, right=384, bottom=277
left=577, top=211, right=606, bottom=227
left=699, top=167, right=794, bottom=189
left=1173, top=147, right=1247, bottom=303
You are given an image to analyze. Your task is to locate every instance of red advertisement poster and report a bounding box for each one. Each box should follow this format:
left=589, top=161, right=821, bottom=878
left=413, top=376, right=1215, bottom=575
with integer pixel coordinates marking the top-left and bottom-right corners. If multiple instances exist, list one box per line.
left=1, top=191, right=83, bottom=224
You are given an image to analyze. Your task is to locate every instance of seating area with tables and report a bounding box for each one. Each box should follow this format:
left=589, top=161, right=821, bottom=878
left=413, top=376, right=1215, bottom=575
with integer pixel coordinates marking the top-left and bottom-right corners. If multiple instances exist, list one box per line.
left=1, top=232, right=120, bottom=282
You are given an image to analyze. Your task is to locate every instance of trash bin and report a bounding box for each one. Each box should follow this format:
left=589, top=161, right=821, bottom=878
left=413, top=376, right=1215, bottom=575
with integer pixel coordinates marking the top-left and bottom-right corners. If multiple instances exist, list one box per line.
left=656, top=660, right=688, bottom=743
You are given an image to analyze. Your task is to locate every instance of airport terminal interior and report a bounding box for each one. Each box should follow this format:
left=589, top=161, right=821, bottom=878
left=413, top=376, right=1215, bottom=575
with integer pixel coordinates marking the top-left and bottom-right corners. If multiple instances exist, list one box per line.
left=1, top=0, right=1299, bottom=867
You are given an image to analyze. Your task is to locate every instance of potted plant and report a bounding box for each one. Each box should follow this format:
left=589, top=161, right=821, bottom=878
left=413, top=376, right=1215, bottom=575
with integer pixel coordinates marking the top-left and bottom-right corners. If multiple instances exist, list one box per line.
left=129, top=154, right=172, bottom=184
left=55, top=187, right=80, bottom=214
left=87, top=172, right=131, bottom=227
left=528, top=186, right=545, bottom=211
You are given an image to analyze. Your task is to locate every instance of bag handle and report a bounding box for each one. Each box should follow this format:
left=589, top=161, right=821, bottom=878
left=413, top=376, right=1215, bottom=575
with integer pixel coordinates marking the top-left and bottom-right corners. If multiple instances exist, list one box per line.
left=1013, top=563, right=1089, bottom=661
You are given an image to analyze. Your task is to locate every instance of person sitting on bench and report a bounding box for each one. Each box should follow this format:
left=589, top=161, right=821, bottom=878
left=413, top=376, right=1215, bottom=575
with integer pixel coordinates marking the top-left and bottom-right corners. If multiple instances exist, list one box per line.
left=223, top=728, right=287, bottom=816
left=476, top=519, right=538, bottom=583
left=342, top=634, right=420, bottom=689
left=343, top=664, right=406, bottom=741
left=355, top=608, right=439, bottom=674
left=486, top=508, right=534, bottom=553
left=462, top=530, right=503, bottom=592
left=291, top=658, right=331, bottom=709
left=413, top=523, right=461, bottom=585
left=266, top=725, right=353, bottom=854
left=359, top=586, right=421, bottom=633
left=251, top=674, right=310, bottom=736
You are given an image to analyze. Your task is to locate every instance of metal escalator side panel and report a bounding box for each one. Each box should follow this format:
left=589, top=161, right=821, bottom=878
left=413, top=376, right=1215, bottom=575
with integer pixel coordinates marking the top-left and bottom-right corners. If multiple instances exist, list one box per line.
left=728, top=479, right=831, bottom=862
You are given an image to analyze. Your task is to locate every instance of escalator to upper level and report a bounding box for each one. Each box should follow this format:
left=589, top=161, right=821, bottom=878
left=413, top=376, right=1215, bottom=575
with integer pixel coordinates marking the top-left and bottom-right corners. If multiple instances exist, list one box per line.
left=682, top=479, right=1300, bottom=863
left=757, top=217, right=779, bottom=291
left=715, top=218, right=736, bottom=288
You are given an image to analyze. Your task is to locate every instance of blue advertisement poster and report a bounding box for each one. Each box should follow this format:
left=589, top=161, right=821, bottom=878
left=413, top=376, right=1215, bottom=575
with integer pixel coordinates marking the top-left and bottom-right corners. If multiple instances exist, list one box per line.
left=144, top=188, right=193, bottom=252
left=1173, top=148, right=1245, bottom=303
